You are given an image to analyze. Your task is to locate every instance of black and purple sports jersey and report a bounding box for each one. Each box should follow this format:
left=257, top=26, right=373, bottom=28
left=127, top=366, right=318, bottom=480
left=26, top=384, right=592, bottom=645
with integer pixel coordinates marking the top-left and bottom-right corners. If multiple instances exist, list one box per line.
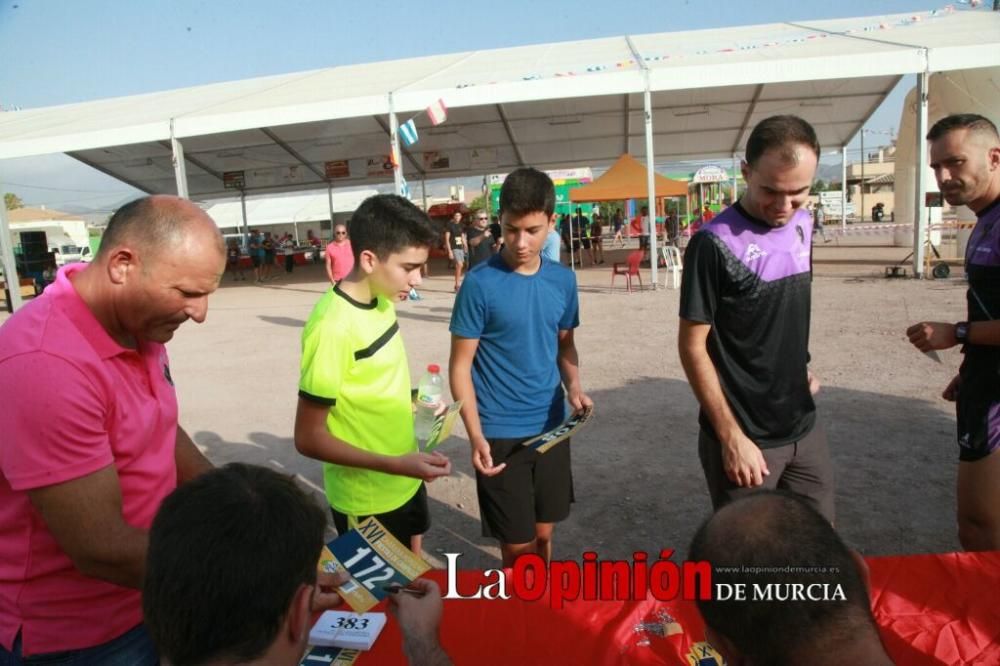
left=680, top=202, right=816, bottom=448
left=963, top=196, right=1000, bottom=374
left=957, top=196, right=1000, bottom=462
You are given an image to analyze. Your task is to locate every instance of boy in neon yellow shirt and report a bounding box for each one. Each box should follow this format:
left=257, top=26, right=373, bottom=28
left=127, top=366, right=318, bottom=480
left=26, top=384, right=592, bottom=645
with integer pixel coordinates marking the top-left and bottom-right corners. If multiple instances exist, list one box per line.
left=295, top=194, right=450, bottom=553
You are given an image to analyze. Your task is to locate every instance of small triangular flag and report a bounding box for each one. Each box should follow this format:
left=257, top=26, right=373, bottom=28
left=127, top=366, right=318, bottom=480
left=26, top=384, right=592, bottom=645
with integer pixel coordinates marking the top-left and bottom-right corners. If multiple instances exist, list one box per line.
left=399, top=119, right=418, bottom=147
left=427, top=98, right=448, bottom=126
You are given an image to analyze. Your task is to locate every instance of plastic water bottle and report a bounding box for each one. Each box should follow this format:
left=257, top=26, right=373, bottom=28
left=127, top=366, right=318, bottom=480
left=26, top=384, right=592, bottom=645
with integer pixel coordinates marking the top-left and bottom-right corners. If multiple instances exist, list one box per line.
left=414, top=364, right=444, bottom=441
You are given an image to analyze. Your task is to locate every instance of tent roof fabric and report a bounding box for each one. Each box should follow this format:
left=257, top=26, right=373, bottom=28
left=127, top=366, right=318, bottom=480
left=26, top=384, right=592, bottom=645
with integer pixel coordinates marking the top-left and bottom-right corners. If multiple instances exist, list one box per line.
left=569, top=154, right=687, bottom=201
left=203, top=189, right=377, bottom=229
left=0, top=10, right=997, bottom=200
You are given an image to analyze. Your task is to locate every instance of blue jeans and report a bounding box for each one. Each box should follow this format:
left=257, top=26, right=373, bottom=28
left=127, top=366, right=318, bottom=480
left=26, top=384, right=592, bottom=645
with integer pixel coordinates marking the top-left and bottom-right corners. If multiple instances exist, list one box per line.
left=0, top=624, right=158, bottom=665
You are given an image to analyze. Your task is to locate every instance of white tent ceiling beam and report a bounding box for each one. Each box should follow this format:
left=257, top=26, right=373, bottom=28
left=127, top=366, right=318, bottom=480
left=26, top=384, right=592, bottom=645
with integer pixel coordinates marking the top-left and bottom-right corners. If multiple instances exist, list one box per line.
left=260, top=127, right=327, bottom=182
left=157, top=140, right=225, bottom=185
left=732, top=84, right=764, bottom=155
left=66, top=151, right=156, bottom=194
left=496, top=104, right=526, bottom=167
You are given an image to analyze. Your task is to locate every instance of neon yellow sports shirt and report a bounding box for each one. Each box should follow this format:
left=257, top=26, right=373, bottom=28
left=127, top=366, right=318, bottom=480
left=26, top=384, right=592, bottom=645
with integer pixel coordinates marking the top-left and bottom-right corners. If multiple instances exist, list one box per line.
left=299, top=285, right=419, bottom=516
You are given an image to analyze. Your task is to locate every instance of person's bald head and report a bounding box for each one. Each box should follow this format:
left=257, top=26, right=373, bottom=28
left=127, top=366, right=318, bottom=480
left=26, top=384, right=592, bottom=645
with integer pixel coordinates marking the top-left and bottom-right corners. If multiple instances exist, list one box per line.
left=97, top=195, right=224, bottom=265
left=92, top=195, right=226, bottom=345
left=689, top=492, right=876, bottom=665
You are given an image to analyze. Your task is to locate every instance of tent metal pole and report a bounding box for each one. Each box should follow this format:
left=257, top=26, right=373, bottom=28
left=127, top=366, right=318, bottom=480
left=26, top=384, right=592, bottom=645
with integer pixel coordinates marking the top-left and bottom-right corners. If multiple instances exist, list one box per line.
left=169, top=119, right=190, bottom=200
left=731, top=154, right=738, bottom=203
left=0, top=197, right=23, bottom=312
left=388, top=93, right=404, bottom=196
left=643, top=81, right=658, bottom=287
left=327, top=183, right=334, bottom=235
left=860, top=128, right=866, bottom=223
left=240, top=191, right=249, bottom=250
left=913, top=68, right=929, bottom=278
left=841, top=146, right=848, bottom=233
left=569, top=214, right=583, bottom=273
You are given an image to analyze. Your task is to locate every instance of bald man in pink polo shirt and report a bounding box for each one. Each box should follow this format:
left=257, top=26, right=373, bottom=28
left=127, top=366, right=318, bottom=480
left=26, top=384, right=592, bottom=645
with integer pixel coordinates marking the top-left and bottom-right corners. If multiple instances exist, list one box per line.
left=0, top=196, right=225, bottom=663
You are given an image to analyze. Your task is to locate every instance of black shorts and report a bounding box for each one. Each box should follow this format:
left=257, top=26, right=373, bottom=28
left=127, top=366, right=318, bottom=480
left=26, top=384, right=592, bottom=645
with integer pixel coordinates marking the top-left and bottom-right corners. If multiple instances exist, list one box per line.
left=251, top=255, right=262, bottom=267
left=698, top=424, right=835, bottom=523
left=957, top=393, right=1000, bottom=462
left=476, top=436, right=574, bottom=544
left=581, top=238, right=592, bottom=249
left=639, top=235, right=650, bottom=249
left=330, top=484, right=430, bottom=546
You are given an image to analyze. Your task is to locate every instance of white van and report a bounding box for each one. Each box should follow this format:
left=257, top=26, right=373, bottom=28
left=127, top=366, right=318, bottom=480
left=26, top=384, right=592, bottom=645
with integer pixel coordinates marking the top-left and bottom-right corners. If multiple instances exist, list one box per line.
left=51, top=244, right=93, bottom=266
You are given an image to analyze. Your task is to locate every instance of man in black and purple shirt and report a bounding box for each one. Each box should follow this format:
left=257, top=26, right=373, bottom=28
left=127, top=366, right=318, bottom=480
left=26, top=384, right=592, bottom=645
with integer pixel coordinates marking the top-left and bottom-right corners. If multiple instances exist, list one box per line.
left=907, top=113, right=1000, bottom=552
left=679, top=115, right=833, bottom=522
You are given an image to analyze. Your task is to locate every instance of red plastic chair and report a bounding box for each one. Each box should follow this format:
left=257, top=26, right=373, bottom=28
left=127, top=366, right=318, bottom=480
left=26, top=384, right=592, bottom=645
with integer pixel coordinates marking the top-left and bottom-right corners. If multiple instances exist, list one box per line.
left=611, top=250, right=644, bottom=293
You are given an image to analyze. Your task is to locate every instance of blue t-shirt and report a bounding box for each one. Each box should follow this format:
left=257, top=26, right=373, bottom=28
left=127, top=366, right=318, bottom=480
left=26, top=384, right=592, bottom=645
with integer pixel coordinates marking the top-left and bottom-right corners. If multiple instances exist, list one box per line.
left=542, top=229, right=561, bottom=263
left=450, top=253, right=579, bottom=438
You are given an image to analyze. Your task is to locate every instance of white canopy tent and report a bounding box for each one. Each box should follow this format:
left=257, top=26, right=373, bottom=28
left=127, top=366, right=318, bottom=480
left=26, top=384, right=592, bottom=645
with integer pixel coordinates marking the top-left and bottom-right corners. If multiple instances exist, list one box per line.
left=203, top=188, right=378, bottom=240
left=2, top=8, right=999, bottom=308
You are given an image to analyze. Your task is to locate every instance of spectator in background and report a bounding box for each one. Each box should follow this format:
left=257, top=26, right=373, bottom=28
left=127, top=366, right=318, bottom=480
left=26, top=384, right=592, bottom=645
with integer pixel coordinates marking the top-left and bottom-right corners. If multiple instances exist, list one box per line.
left=466, top=211, right=495, bottom=269
left=812, top=202, right=830, bottom=243
left=590, top=213, right=604, bottom=264
left=701, top=204, right=715, bottom=224
left=226, top=238, right=247, bottom=281
left=262, top=232, right=276, bottom=281
left=307, top=229, right=322, bottom=263
left=280, top=234, right=296, bottom=274
left=249, top=229, right=264, bottom=283
left=489, top=215, right=502, bottom=252
left=324, top=221, right=354, bottom=285
left=612, top=208, right=625, bottom=248
left=571, top=207, right=591, bottom=267
left=444, top=211, right=467, bottom=292
left=872, top=202, right=886, bottom=222
left=638, top=205, right=651, bottom=261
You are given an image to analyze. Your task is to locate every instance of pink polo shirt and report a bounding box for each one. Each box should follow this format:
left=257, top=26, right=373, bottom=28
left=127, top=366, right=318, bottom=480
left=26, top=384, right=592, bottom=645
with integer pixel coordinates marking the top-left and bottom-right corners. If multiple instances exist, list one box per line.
left=0, top=264, right=179, bottom=655
left=325, top=240, right=355, bottom=282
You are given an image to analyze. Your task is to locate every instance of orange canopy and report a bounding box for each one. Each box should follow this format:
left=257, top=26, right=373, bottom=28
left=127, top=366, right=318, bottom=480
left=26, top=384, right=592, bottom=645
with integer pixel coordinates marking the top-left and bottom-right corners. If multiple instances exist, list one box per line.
left=569, top=154, right=687, bottom=202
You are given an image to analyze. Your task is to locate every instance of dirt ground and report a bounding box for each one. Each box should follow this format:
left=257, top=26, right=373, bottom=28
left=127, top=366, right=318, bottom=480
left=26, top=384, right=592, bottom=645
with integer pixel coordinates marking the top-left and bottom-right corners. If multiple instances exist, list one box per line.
left=2, top=236, right=969, bottom=569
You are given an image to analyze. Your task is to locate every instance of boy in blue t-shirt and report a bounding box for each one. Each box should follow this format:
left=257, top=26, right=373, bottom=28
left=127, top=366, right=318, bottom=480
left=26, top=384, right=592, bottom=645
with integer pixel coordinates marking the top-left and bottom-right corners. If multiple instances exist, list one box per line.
left=449, top=167, right=592, bottom=567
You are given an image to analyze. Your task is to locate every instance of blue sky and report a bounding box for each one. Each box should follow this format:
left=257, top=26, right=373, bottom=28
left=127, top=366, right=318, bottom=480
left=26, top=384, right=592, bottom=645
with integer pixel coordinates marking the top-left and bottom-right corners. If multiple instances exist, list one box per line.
left=0, top=0, right=957, bottom=210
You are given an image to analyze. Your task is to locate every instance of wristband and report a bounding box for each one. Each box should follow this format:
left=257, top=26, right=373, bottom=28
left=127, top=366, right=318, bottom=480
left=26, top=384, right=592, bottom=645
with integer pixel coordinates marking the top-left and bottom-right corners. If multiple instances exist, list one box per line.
left=954, top=321, right=969, bottom=344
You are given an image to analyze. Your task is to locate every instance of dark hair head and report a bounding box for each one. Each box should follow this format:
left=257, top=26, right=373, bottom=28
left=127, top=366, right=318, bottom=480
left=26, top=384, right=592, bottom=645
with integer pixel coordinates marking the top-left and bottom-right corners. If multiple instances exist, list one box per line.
left=97, top=195, right=223, bottom=262
left=688, top=491, right=873, bottom=666
left=926, top=113, right=1000, bottom=143
left=499, top=167, right=556, bottom=218
left=745, top=115, right=821, bottom=168
left=144, top=463, right=327, bottom=666
left=348, top=194, right=438, bottom=264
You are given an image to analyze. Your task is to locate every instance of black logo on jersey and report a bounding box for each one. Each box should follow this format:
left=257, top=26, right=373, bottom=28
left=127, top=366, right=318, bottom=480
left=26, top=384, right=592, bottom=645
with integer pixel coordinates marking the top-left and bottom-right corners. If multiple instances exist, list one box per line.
left=795, top=225, right=805, bottom=244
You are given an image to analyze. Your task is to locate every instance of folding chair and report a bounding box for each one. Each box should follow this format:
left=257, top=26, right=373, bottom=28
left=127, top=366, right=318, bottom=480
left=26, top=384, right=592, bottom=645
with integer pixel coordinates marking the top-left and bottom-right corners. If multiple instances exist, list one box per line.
left=611, top=250, right=644, bottom=293
left=661, top=246, right=683, bottom=289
